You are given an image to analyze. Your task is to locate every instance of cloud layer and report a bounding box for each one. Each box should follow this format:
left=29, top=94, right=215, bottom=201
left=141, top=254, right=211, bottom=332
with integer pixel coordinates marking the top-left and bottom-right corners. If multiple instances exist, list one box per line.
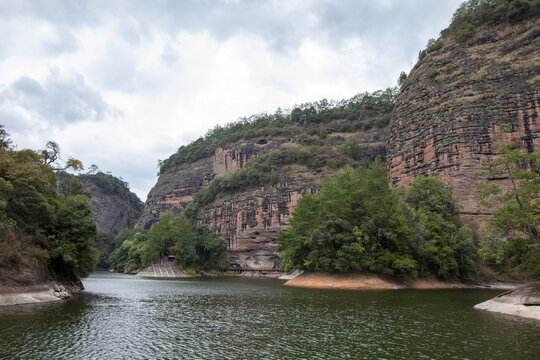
left=0, top=0, right=463, bottom=200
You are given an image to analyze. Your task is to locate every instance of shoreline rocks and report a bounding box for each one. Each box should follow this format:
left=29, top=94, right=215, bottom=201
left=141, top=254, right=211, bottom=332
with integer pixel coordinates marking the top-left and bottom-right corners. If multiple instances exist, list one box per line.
left=474, top=282, right=540, bottom=321
left=0, top=281, right=82, bottom=306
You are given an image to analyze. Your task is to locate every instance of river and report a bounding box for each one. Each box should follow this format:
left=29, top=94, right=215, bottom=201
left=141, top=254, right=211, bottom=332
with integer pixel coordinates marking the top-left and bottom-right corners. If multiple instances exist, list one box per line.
left=0, top=272, right=538, bottom=359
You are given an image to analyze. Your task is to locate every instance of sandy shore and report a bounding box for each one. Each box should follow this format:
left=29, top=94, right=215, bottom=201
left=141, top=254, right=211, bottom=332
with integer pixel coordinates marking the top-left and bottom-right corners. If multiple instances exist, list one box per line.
left=283, top=272, right=473, bottom=290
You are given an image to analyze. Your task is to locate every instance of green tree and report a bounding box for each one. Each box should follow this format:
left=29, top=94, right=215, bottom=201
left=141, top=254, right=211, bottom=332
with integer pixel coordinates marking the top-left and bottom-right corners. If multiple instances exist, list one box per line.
left=476, top=124, right=539, bottom=243
left=406, top=176, right=475, bottom=279
left=50, top=194, right=98, bottom=277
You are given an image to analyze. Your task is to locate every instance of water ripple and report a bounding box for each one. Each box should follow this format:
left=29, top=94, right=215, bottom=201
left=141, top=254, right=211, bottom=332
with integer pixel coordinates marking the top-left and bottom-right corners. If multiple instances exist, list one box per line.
left=0, top=273, right=539, bottom=359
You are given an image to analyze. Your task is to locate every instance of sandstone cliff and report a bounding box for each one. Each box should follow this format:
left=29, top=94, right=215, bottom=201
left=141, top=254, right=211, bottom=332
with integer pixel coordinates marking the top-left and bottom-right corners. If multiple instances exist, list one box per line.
left=138, top=128, right=388, bottom=269
left=387, top=18, right=540, bottom=224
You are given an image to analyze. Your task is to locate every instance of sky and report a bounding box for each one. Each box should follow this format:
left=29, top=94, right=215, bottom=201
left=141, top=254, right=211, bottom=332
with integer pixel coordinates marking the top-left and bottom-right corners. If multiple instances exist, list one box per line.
left=0, top=0, right=463, bottom=201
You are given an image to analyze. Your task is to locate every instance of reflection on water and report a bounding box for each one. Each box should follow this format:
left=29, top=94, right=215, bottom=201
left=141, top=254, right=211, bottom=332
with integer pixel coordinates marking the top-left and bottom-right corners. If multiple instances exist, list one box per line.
left=0, top=272, right=539, bottom=359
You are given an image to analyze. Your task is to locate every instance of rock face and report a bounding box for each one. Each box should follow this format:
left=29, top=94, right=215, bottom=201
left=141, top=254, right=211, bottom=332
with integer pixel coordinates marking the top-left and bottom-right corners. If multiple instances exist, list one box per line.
left=387, top=19, right=540, bottom=223
left=80, top=180, right=142, bottom=233
left=138, top=130, right=387, bottom=268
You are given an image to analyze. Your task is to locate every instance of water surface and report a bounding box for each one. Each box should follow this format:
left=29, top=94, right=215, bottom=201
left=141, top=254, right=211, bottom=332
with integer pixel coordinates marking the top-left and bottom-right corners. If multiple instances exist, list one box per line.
left=0, top=272, right=538, bottom=359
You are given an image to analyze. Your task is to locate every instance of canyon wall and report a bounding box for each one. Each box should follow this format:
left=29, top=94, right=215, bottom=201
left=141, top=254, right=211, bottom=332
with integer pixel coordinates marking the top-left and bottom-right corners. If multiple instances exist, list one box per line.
left=79, top=178, right=143, bottom=233
left=138, top=131, right=387, bottom=268
left=387, top=19, right=540, bottom=224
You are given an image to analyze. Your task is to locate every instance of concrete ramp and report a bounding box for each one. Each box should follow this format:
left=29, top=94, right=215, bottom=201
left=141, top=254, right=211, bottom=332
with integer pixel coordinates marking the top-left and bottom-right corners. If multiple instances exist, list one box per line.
left=136, top=262, right=186, bottom=278
left=279, top=269, right=304, bottom=280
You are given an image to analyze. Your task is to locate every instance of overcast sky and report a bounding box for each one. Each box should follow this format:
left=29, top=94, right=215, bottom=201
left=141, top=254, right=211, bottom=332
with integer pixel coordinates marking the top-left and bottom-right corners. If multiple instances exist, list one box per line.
left=0, top=0, right=463, bottom=201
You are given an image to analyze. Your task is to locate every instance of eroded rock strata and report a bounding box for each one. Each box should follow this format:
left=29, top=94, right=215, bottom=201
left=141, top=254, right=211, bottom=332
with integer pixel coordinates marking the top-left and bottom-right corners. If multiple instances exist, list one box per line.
left=387, top=19, right=540, bottom=223
left=138, top=131, right=387, bottom=268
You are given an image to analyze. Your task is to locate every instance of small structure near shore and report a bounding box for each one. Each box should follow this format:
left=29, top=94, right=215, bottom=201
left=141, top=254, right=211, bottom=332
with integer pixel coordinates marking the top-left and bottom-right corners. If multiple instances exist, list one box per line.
left=474, top=282, right=540, bottom=321
left=136, top=262, right=187, bottom=279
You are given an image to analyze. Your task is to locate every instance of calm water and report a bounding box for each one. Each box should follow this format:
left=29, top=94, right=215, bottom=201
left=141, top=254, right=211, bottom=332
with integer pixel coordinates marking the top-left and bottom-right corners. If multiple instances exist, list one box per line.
left=0, top=273, right=539, bottom=359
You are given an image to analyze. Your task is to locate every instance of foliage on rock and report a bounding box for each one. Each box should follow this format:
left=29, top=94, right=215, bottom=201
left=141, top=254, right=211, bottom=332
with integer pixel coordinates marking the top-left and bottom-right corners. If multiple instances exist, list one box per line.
left=277, top=160, right=475, bottom=280
left=159, top=88, right=396, bottom=174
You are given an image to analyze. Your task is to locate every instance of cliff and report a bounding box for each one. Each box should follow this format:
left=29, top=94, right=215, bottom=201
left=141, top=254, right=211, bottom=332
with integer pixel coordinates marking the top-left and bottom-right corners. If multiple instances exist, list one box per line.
left=387, top=18, right=540, bottom=224
left=79, top=173, right=143, bottom=233
left=138, top=107, right=390, bottom=269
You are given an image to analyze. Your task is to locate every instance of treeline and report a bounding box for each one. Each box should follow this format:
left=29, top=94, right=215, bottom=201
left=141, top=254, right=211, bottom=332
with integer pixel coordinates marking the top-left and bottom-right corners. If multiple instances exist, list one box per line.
left=442, top=0, right=539, bottom=42
left=108, top=203, right=228, bottom=273
left=0, top=125, right=98, bottom=279
left=277, top=160, right=476, bottom=280
left=159, top=88, right=396, bottom=174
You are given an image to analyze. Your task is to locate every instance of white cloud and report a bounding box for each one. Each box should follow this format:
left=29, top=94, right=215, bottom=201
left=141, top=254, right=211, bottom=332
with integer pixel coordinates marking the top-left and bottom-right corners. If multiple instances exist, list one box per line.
left=0, top=0, right=464, bottom=201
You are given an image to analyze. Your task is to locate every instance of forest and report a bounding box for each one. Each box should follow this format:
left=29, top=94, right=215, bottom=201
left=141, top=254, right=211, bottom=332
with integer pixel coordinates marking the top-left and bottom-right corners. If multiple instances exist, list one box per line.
left=0, top=125, right=98, bottom=279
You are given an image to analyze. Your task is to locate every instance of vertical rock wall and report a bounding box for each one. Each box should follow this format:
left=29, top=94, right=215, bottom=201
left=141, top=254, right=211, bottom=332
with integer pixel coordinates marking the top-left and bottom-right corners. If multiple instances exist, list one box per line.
left=387, top=19, right=540, bottom=224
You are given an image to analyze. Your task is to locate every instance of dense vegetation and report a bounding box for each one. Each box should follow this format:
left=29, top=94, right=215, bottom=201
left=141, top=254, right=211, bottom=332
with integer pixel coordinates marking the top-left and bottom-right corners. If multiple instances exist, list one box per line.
left=159, top=88, right=396, bottom=174
left=0, top=125, right=98, bottom=279
left=109, top=203, right=228, bottom=273
left=277, top=160, right=476, bottom=280
left=442, top=0, right=539, bottom=42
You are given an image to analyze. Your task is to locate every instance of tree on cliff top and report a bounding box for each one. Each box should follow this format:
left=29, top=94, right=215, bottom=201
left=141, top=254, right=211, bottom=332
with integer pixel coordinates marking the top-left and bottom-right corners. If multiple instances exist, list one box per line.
left=442, top=0, right=540, bottom=42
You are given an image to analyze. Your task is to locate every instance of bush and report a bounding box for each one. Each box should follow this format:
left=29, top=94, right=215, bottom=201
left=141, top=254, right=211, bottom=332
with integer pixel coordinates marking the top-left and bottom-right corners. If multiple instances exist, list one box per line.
left=455, top=24, right=476, bottom=43
left=398, top=71, right=408, bottom=86
left=427, top=68, right=439, bottom=79
left=427, top=38, right=444, bottom=52
left=443, top=0, right=539, bottom=42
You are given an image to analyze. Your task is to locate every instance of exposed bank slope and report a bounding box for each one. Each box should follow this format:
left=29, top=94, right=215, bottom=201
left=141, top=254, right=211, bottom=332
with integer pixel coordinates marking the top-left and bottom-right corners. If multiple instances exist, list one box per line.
left=284, top=272, right=475, bottom=290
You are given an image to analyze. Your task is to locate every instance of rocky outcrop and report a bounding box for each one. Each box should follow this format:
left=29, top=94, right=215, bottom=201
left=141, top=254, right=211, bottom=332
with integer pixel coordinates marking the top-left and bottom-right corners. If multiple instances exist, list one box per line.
left=203, top=165, right=323, bottom=269
left=474, top=282, right=540, bottom=320
left=283, top=272, right=473, bottom=290
left=387, top=19, right=540, bottom=224
left=138, top=130, right=387, bottom=269
left=137, top=140, right=285, bottom=229
left=80, top=179, right=142, bottom=233
left=0, top=266, right=83, bottom=306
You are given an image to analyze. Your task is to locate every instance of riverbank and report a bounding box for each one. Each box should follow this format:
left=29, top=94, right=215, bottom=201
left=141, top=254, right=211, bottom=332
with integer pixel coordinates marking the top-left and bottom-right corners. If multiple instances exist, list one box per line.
left=474, top=282, right=540, bottom=321
left=0, top=282, right=81, bottom=306
left=283, top=272, right=516, bottom=290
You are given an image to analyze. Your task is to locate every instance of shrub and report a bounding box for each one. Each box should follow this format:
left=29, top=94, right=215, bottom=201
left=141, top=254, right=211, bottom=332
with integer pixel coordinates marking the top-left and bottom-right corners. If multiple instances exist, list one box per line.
left=427, top=38, right=444, bottom=52
left=427, top=68, right=439, bottom=79
left=455, top=23, right=476, bottom=43
left=398, top=71, right=408, bottom=86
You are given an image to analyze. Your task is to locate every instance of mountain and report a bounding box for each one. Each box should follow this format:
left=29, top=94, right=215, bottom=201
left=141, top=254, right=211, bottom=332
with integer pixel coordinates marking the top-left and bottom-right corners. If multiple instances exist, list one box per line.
left=137, top=90, right=395, bottom=268
left=138, top=0, right=540, bottom=271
